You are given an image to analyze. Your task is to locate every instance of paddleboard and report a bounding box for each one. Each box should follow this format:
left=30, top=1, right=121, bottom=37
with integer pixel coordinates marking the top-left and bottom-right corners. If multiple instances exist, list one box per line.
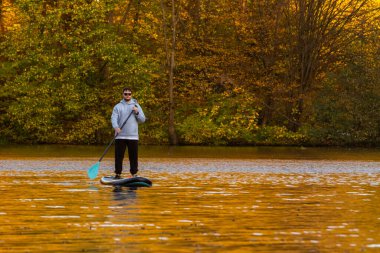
left=100, top=176, right=152, bottom=187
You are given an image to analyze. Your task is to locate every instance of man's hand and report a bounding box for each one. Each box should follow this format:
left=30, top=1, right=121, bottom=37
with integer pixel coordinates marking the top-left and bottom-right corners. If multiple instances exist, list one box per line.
left=133, top=106, right=139, bottom=115
left=115, top=128, right=121, bottom=134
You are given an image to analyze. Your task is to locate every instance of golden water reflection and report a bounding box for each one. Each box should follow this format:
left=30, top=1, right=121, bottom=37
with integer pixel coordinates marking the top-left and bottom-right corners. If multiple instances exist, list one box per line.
left=0, top=159, right=380, bottom=252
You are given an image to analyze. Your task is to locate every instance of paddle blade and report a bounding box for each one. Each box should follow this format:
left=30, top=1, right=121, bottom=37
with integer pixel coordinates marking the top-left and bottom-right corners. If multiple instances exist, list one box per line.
left=87, top=162, right=100, bottom=179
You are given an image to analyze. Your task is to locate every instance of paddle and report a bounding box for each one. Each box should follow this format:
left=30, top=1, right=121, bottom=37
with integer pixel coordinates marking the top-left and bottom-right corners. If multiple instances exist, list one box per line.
left=87, top=109, right=135, bottom=179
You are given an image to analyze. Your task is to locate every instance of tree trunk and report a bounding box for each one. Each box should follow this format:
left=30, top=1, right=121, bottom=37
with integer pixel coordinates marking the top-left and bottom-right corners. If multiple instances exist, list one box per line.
left=0, top=0, right=4, bottom=35
left=161, top=0, right=178, bottom=145
left=168, top=0, right=178, bottom=145
left=117, top=0, right=133, bottom=35
left=132, top=0, right=141, bottom=35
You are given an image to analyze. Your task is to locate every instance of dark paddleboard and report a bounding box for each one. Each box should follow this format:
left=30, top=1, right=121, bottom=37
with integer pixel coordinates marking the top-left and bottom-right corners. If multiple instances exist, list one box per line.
left=100, top=176, right=152, bottom=187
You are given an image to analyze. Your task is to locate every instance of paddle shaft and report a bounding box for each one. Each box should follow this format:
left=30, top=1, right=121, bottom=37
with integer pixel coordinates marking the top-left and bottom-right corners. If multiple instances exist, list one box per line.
left=98, top=109, right=135, bottom=162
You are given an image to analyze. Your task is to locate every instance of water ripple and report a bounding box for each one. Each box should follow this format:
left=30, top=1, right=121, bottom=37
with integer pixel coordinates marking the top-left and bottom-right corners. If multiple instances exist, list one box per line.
left=0, top=159, right=379, bottom=252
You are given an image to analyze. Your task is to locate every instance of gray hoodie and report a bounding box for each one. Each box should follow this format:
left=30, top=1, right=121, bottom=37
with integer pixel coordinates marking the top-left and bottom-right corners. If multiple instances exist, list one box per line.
left=111, top=99, right=146, bottom=140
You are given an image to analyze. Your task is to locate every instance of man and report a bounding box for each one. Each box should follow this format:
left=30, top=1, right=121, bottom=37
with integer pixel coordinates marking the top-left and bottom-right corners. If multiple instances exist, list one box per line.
left=111, top=87, right=146, bottom=179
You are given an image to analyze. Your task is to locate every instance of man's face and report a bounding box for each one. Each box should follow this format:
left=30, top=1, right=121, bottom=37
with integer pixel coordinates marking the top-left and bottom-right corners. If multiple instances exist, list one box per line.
left=123, top=90, right=132, bottom=101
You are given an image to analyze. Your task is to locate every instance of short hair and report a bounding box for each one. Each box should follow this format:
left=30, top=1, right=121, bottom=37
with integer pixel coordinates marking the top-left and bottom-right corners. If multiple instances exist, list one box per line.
left=123, top=87, right=132, bottom=93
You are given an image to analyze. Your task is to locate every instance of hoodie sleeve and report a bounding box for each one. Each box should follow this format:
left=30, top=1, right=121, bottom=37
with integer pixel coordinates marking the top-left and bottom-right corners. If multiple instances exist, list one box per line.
left=135, top=104, right=146, bottom=123
left=111, top=105, right=120, bottom=128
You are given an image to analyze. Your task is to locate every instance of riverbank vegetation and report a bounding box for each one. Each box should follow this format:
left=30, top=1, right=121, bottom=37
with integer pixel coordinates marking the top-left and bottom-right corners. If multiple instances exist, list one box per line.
left=0, top=0, right=379, bottom=146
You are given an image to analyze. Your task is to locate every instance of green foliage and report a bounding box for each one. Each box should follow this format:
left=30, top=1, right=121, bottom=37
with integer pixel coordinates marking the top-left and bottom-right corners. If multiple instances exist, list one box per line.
left=254, top=126, right=307, bottom=146
left=308, top=39, right=380, bottom=146
left=177, top=91, right=260, bottom=145
left=0, top=0, right=153, bottom=144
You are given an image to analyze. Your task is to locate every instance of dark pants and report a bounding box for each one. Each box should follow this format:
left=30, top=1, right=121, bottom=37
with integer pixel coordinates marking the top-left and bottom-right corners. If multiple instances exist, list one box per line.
left=115, top=139, right=139, bottom=175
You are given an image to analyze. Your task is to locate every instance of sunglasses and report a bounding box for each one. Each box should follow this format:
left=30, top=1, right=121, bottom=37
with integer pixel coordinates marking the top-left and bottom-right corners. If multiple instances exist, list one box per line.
left=123, top=93, right=132, bottom=96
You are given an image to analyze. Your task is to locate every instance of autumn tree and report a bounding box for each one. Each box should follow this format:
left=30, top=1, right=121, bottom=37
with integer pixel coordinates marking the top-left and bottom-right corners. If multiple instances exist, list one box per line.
left=159, top=0, right=179, bottom=145
left=308, top=13, right=380, bottom=145
left=282, top=0, right=378, bottom=130
left=0, top=0, right=152, bottom=143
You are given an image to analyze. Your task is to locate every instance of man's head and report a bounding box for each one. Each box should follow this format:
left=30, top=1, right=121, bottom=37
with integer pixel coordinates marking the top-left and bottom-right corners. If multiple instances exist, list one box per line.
left=122, top=87, right=132, bottom=101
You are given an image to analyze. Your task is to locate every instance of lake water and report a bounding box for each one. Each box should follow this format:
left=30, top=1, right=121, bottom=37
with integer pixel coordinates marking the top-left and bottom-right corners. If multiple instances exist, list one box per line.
left=1, top=145, right=380, bottom=252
